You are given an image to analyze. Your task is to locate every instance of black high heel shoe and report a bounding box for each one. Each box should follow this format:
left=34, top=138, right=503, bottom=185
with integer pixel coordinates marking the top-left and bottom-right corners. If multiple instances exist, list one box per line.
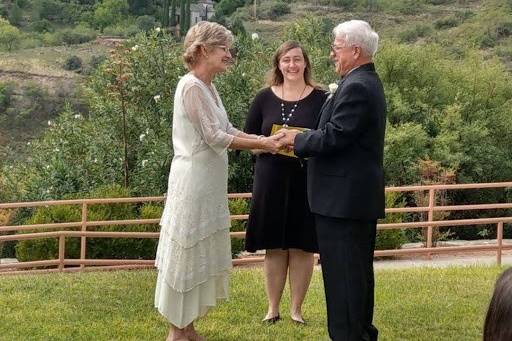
left=262, top=314, right=281, bottom=324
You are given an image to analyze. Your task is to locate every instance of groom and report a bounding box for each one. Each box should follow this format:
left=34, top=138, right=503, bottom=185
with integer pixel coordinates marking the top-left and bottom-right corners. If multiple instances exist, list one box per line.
left=278, top=20, right=386, bottom=341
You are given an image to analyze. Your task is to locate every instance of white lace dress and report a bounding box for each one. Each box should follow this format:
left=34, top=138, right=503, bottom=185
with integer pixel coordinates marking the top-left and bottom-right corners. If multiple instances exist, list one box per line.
left=155, top=73, right=241, bottom=328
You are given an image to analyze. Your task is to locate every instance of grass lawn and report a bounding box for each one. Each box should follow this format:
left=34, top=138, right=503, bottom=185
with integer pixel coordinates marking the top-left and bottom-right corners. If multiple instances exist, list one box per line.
left=0, top=266, right=504, bottom=341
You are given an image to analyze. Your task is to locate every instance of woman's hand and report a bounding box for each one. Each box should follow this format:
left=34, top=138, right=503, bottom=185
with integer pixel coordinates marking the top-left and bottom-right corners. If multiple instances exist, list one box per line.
left=259, top=133, right=284, bottom=154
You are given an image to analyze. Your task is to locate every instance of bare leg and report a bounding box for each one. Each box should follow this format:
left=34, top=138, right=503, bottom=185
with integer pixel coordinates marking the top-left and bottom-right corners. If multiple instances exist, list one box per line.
left=288, top=248, right=315, bottom=322
left=166, top=325, right=189, bottom=341
left=184, top=323, right=206, bottom=341
left=263, top=249, right=289, bottom=320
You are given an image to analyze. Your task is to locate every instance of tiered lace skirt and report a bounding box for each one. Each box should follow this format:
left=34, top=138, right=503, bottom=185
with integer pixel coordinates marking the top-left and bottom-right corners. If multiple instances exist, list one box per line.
left=154, top=156, right=232, bottom=328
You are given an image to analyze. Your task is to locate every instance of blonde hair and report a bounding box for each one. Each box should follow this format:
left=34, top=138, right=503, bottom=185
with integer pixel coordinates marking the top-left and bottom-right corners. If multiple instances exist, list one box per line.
left=183, top=21, right=234, bottom=70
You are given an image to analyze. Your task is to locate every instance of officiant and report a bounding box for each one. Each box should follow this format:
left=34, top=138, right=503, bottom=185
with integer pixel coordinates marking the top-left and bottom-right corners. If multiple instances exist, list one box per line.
left=244, top=41, right=327, bottom=324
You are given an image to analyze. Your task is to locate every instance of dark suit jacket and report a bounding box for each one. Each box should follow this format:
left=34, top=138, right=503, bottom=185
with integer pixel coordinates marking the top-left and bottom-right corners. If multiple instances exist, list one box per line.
left=294, top=63, right=386, bottom=220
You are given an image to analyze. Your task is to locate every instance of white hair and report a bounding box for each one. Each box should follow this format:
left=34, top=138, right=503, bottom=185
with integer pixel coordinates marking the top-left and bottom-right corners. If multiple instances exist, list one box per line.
left=332, top=20, right=379, bottom=57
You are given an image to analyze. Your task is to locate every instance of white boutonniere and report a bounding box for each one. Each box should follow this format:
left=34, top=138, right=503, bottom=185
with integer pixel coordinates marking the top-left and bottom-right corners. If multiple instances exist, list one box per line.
left=327, top=82, right=338, bottom=99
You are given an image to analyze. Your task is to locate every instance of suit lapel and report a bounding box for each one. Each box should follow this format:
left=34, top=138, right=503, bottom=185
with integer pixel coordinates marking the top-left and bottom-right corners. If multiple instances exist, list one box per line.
left=316, top=78, right=344, bottom=128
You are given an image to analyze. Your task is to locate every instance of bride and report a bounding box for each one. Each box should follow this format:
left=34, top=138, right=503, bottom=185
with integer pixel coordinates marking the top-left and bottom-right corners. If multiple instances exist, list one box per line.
left=154, top=21, right=283, bottom=341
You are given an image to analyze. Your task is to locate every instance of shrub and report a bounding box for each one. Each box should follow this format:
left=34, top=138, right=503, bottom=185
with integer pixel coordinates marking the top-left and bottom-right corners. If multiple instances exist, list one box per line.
left=399, top=24, right=433, bottom=43
left=90, top=54, right=107, bottom=69
left=94, top=0, right=129, bottom=31
left=103, top=22, right=140, bottom=37
left=0, top=17, right=23, bottom=51
left=0, top=82, right=15, bottom=114
left=56, top=26, right=97, bottom=45
left=136, top=15, right=156, bottom=32
left=29, top=19, right=54, bottom=33
left=229, top=198, right=249, bottom=258
left=63, top=55, right=83, bottom=71
left=215, top=0, right=245, bottom=18
left=376, top=192, right=407, bottom=250
left=16, top=184, right=163, bottom=262
left=434, top=16, right=459, bottom=30
left=258, top=2, right=291, bottom=20
left=15, top=204, right=82, bottom=262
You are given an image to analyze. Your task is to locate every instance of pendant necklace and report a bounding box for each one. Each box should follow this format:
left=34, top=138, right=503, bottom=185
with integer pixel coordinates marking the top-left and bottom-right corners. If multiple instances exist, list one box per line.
left=281, top=84, right=307, bottom=127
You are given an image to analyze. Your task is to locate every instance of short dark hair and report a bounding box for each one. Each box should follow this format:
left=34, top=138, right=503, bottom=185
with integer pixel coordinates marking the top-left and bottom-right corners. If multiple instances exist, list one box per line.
left=483, top=267, right=512, bottom=341
left=266, top=40, right=315, bottom=87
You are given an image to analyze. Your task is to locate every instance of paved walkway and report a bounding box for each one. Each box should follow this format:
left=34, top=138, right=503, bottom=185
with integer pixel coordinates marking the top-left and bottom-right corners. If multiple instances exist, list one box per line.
left=374, top=239, right=512, bottom=270
left=374, top=253, right=512, bottom=270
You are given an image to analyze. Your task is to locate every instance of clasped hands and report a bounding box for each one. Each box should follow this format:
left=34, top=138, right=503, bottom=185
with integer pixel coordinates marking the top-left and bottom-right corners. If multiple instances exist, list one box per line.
left=258, top=129, right=302, bottom=154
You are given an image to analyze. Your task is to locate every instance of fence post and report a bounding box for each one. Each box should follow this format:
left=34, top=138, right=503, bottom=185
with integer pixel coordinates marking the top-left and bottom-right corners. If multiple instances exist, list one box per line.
left=80, top=202, right=88, bottom=269
left=497, top=221, right=503, bottom=266
left=426, top=188, right=435, bottom=259
left=58, top=234, right=65, bottom=272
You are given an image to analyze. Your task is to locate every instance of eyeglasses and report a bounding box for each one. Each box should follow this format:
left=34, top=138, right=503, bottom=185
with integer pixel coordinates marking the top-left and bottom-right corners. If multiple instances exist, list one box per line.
left=217, top=45, right=232, bottom=54
left=330, top=44, right=356, bottom=52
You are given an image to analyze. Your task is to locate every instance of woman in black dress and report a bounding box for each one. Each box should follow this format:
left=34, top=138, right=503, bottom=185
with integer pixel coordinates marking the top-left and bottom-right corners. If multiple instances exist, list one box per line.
left=244, top=41, right=327, bottom=324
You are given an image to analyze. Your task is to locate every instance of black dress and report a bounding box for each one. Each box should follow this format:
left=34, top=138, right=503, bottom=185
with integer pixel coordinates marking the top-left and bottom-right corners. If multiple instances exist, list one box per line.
left=244, top=87, right=327, bottom=253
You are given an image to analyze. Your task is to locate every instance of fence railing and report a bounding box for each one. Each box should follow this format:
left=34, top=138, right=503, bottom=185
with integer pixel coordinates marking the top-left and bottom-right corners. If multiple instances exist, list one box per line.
left=1, top=182, right=512, bottom=275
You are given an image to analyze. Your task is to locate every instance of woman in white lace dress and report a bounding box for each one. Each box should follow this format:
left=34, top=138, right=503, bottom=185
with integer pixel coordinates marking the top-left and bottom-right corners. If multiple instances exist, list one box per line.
left=154, top=22, right=283, bottom=341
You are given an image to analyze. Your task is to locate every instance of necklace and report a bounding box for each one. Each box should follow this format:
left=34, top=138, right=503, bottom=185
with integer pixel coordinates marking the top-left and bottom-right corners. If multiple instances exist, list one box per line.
left=281, top=84, right=307, bottom=127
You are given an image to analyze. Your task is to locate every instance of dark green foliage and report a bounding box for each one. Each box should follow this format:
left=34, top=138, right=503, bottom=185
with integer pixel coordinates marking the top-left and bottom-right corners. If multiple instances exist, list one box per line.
left=376, top=192, right=406, bottom=250
left=56, top=26, right=96, bottom=45
left=434, top=16, right=459, bottom=30
left=229, top=16, right=246, bottom=37
left=229, top=198, right=248, bottom=257
left=128, top=0, right=156, bottom=16
left=214, top=0, right=245, bottom=18
left=162, top=0, right=170, bottom=27
left=136, top=15, right=157, bottom=31
left=8, top=3, right=23, bottom=26
left=15, top=184, right=163, bottom=262
left=29, top=19, right=54, bottom=33
left=0, top=82, right=15, bottom=114
left=63, top=55, right=83, bottom=71
left=258, top=1, right=291, bottom=20
left=399, top=24, right=433, bottom=43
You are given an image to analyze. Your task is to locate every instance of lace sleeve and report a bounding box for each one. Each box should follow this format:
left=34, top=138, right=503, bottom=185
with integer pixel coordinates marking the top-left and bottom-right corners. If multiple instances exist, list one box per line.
left=182, top=83, right=234, bottom=155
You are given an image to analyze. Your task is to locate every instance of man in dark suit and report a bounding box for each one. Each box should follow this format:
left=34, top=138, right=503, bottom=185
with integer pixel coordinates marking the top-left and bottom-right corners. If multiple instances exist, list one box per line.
left=278, top=20, right=386, bottom=341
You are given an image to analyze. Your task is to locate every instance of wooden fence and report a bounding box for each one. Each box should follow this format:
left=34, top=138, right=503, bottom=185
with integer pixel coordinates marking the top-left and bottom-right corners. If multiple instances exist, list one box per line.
left=1, top=182, right=512, bottom=275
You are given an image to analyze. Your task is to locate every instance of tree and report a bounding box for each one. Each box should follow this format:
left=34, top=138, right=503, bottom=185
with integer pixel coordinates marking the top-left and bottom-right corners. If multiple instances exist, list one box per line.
left=0, top=18, right=22, bottom=51
left=8, top=3, right=23, bottom=26
left=170, top=0, right=176, bottom=27
left=94, top=0, right=129, bottom=31
left=184, top=0, right=190, bottom=33
left=179, top=0, right=186, bottom=35
left=162, top=0, right=169, bottom=27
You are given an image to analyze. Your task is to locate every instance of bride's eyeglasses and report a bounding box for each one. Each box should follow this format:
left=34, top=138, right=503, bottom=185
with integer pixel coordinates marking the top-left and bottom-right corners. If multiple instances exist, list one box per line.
left=217, top=45, right=236, bottom=55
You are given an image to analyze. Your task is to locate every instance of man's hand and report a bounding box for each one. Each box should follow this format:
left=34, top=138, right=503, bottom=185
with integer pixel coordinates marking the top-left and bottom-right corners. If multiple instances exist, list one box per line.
left=276, top=129, right=301, bottom=151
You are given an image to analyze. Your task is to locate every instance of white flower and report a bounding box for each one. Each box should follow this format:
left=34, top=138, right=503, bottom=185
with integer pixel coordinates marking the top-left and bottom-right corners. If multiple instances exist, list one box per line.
left=328, top=83, right=338, bottom=94
left=131, top=45, right=139, bottom=51
left=48, top=120, right=52, bottom=126
left=74, top=114, right=81, bottom=119
left=139, top=133, right=146, bottom=141
left=27, top=142, right=31, bottom=146
left=54, top=148, right=60, bottom=152
left=242, top=72, right=246, bottom=77
left=153, top=95, right=161, bottom=103
left=93, top=158, right=98, bottom=163
left=251, top=32, right=259, bottom=40
left=146, top=128, right=149, bottom=134
left=46, top=189, right=50, bottom=194
left=155, top=27, right=161, bottom=33
left=141, top=159, right=148, bottom=167
left=46, top=165, right=50, bottom=169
